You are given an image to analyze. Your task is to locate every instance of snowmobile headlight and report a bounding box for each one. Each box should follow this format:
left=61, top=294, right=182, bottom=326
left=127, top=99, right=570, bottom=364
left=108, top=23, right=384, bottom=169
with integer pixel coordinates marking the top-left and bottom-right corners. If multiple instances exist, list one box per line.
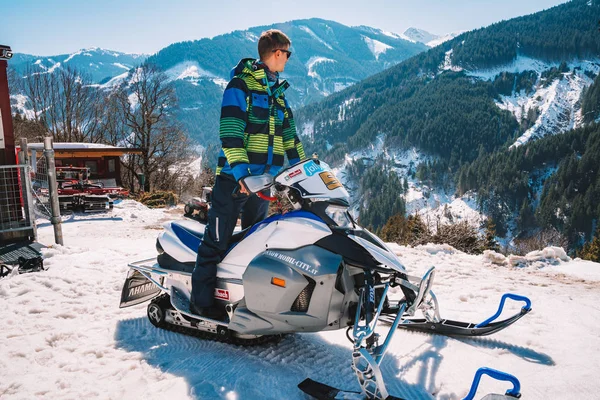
left=325, top=204, right=353, bottom=228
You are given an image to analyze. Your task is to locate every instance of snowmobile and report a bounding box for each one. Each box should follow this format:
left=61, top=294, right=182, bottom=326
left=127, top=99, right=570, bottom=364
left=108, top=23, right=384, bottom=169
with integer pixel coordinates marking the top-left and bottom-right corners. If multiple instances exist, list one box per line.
left=120, top=157, right=531, bottom=399
left=183, top=186, right=212, bottom=222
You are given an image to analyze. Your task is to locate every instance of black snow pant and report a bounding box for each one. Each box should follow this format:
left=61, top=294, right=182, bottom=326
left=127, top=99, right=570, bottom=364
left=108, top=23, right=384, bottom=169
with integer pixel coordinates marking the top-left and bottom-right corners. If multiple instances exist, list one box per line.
left=191, top=173, right=269, bottom=308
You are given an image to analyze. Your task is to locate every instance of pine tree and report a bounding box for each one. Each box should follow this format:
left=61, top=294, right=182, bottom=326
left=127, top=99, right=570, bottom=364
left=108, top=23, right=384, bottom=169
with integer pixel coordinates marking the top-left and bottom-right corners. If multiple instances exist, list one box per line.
left=579, top=225, right=600, bottom=262
left=483, top=218, right=500, bottom=252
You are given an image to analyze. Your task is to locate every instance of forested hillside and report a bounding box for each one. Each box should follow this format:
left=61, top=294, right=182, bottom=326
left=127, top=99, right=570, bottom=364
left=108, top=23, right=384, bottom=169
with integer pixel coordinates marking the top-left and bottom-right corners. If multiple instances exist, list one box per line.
left=458, top=122, right=600, bottom=247
left=300, top=0, right=600, bottom=166
left=298, top=0, right=600, bottom=247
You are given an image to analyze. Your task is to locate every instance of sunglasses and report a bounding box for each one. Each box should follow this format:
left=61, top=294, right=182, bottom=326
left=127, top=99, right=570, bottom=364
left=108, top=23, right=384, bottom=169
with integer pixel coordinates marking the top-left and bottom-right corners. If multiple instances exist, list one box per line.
left=272, top=49, right=292, bottom=59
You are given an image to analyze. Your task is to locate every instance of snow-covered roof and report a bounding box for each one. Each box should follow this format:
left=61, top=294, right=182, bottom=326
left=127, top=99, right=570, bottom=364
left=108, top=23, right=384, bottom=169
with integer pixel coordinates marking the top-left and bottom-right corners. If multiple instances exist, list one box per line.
left=21, top=142, right=141, bottom=155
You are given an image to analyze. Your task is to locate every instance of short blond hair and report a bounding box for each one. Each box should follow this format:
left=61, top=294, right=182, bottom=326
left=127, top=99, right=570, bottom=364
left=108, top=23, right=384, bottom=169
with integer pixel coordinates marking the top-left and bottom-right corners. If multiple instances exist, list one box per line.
left=258, top=29, right=291, bottom=60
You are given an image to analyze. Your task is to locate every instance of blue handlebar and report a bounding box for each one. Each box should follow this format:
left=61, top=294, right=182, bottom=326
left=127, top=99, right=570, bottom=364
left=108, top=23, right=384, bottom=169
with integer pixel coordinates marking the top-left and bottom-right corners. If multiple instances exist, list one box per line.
left=476, top=293, right=532, bottom=328
left=463, top=367, right=521, bottom=400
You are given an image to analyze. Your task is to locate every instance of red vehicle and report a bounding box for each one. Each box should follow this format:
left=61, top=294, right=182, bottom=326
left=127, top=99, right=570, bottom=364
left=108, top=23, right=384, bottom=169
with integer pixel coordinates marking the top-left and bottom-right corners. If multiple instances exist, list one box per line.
left=55, top=166, right=129, bottom=212
left=184, top=186, right=212, bottom=222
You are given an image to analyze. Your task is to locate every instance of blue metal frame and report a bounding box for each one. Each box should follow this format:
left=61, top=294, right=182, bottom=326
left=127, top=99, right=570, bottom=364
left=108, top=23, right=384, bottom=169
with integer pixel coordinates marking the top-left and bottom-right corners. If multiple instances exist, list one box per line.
left=476, top=293, right=532, bottom=328
left=463, top=367, right=521, bottom=400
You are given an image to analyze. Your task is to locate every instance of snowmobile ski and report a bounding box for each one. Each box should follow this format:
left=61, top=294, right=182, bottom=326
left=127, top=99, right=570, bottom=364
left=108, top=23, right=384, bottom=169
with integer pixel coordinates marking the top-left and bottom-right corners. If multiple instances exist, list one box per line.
left=299, top=366, right=522, bottom=400
left=382, top=293, right=531, bottom=337
left=298, top=378, right=405, bottom=400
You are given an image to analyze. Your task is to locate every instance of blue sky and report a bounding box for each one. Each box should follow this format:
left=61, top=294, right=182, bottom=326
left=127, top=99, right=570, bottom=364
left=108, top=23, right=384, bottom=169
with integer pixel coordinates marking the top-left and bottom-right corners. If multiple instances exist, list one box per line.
left=2, top=0, right=568, bottom=56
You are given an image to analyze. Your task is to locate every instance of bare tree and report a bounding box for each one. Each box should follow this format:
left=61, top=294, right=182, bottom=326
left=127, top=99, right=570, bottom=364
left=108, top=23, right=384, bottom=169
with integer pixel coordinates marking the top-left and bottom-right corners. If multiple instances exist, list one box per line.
left=114, top=63, right=190, bottom=192
left=18, top=64, right=104, bottom=142
left=52, top=66, right=104, bottom=142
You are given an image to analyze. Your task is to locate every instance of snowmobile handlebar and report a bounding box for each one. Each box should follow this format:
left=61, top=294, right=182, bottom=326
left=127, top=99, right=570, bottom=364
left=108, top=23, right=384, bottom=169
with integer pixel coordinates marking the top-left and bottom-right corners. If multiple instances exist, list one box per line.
left=256, top=191, right=277, bottom=202
left=238, top=174, right=278, bottom=201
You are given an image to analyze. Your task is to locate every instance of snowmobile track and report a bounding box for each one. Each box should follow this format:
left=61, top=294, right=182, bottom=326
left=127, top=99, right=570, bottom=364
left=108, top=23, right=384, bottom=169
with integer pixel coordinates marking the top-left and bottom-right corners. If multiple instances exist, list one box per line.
left=150, top=295, right=283, bottom=346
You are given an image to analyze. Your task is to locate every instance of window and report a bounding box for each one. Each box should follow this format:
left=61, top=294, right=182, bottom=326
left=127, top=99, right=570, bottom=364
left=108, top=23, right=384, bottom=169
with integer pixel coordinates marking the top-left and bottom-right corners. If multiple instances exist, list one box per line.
left=108, top=159, right=116, bottom=173
left=85, top=161, right=98, bottom=175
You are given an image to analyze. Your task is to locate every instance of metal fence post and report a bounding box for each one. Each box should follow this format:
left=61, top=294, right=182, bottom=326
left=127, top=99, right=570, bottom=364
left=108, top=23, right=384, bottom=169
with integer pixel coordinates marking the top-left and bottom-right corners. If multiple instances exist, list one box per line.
left=44, top=137, right=63, bottom=245
left=18, top=138, right=37, bottom=241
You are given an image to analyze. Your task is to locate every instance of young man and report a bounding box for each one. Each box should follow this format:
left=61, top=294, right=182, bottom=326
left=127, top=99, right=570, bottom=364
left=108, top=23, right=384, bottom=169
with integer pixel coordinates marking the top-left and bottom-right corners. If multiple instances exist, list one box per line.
left=190, top=29, right=306, bottom=318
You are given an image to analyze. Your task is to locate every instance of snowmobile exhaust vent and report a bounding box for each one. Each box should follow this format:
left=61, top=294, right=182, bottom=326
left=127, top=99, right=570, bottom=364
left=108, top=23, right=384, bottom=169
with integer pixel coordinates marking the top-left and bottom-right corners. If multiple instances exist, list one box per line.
left=291, top=276, right=316, bottom=312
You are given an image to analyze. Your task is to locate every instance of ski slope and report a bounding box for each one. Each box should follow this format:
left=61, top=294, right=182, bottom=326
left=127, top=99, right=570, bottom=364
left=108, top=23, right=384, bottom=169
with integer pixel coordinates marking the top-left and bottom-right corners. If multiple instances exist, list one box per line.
left=1, top=200, right=599, bottom=399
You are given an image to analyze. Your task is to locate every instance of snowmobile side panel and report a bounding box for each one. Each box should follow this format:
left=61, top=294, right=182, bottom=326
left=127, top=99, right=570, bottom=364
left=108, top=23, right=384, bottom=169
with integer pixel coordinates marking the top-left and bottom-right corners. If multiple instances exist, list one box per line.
left=234, top=245, right=345, bottom=334
left=223, top=215, right=331, bottom=269
left=119, top=269, right=161, bottom=308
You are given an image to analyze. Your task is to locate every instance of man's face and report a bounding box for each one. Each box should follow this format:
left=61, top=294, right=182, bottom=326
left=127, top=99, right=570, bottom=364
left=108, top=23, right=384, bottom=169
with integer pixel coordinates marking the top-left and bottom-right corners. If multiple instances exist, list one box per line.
left=271, top=45, right=291, bottom=73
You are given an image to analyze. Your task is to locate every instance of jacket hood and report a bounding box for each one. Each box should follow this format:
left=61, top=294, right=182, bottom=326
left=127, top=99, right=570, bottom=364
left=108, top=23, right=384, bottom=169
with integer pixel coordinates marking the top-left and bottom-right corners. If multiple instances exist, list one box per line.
left=229, top=58, right=290, bottom=98
left=229, top=58, right=256, bottom=79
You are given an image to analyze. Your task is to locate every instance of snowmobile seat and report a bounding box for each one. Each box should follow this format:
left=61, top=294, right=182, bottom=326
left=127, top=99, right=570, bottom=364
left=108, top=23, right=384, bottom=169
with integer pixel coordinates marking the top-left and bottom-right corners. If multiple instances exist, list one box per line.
left=157, top=225, right=252, bottom=273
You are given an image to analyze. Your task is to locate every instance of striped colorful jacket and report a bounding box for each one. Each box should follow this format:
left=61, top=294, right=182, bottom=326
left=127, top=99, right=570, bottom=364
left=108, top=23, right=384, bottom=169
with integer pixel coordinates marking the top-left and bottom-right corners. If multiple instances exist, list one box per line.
left=216, top=58, right=306, bottom=181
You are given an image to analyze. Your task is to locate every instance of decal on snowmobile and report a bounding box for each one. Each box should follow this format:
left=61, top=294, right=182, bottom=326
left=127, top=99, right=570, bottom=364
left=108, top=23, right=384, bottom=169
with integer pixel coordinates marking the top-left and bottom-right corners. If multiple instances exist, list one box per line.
left=119, top=269, right=161, bottom=308
left=303, top=160, right=323, bottom=176
left=288, top=169, right=302, bottom=179
left=264, top=250, right=318, bottom=275
left=318, top=171, right=342, bottom=190
left=214, top=288, right=230, bottom=301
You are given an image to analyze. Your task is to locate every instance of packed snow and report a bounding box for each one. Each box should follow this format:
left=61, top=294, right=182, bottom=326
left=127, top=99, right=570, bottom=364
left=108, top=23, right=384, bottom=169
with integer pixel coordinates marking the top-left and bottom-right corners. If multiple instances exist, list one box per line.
left=1, top=200, right=600, bottom=399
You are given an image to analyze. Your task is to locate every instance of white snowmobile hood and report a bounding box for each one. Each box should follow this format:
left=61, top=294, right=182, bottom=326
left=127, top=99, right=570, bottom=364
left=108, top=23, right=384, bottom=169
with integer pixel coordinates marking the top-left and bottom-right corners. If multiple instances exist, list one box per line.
left=347, top=232, right=407, bottom=273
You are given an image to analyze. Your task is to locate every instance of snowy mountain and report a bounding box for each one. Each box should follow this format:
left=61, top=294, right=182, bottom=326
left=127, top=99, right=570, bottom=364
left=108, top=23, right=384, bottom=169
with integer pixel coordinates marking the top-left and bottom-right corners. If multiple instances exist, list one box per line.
left=401, top=28, right=463, bottom=48
left=8, top=19, right=431, bottom=146
left=403, top=27, right=439, bottom=45
left=9, top=47, right=147, bottom=84
left=146, top=18, right=428, bottom=144
left=1, top=200, right=599, bottom=399
left=425, top=31, right=465, bottom=48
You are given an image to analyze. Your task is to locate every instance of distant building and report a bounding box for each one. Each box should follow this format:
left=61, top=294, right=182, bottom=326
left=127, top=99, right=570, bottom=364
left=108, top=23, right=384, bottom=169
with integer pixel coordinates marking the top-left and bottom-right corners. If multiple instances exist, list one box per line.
left=20, top=142, right=142, bottom=186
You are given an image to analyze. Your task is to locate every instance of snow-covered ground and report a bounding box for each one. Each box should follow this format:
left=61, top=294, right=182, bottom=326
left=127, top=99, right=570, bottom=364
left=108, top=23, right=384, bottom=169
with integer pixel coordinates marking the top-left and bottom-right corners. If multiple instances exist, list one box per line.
left=2, top=200, right=599, bottom=399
